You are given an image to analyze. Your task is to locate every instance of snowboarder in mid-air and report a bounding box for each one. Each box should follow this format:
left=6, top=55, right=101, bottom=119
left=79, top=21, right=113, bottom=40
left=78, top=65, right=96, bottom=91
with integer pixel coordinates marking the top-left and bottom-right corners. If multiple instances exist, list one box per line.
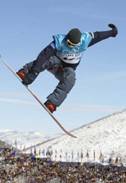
left=17, top=24, right=118, bottom=113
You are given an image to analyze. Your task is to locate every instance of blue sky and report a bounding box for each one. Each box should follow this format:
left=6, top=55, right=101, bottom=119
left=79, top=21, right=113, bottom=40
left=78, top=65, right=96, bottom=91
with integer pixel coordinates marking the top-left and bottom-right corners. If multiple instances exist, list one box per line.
left=0, top=0, right=126, bottom=136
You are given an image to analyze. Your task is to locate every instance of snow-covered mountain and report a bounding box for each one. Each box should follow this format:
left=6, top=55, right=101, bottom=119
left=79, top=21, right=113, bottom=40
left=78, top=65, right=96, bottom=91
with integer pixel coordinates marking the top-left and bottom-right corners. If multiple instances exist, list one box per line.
left=0, top=129, right=51, bottom=149
left=1, top=109, right=126, bottom=164
left=24, top=109, right=126, bottom=164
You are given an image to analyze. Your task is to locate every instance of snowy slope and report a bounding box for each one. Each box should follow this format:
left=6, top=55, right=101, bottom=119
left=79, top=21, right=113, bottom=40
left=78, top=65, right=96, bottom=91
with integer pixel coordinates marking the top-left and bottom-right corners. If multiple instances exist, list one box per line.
left=0, top=129, right=50, bottom=149
left=24, top=109, right=126, bottom=163
left=1, top=109, right=126, bottom=164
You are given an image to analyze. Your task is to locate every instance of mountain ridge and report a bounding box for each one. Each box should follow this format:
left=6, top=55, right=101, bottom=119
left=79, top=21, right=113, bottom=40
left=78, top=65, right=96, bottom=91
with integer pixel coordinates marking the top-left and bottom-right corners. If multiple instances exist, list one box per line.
left=1, top=108, right=126, bottom=164
left=24, top=108, right=126, bottom=163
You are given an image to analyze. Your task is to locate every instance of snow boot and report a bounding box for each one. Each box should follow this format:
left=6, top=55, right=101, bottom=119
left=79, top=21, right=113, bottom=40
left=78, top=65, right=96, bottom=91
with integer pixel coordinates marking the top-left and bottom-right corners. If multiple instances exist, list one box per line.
left=16, top=69, right=26, bottom=80
left=44, top=100, right=56, bottom=113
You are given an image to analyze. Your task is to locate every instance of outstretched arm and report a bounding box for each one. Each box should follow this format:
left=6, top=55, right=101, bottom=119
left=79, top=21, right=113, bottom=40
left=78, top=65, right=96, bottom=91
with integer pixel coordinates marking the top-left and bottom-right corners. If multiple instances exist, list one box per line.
left=88, top=24, right=118, bottom=47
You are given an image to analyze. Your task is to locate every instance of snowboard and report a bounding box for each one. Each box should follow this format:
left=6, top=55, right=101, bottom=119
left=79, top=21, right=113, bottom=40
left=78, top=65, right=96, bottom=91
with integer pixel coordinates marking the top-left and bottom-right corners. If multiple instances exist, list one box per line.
left=0, top=57, right=77, bottom=138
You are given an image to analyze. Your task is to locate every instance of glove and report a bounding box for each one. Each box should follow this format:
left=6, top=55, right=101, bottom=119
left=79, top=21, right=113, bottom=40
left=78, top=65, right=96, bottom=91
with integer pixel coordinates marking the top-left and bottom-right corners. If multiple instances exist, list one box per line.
left=108, top=24, right=118, bottom=37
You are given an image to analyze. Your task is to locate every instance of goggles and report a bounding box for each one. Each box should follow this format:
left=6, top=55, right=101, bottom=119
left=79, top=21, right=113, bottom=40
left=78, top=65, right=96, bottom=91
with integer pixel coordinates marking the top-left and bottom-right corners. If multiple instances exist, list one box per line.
left=67, top=39, right=80, bottom=47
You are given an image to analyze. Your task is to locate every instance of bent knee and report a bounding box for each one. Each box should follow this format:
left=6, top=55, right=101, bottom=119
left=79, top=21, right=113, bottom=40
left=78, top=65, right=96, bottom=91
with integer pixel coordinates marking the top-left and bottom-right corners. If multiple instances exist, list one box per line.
left=63, top=67, right=76, bottom=92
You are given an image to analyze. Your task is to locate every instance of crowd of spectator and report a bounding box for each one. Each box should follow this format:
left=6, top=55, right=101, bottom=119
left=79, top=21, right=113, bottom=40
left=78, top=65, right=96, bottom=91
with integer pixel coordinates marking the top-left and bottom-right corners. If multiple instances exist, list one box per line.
left=0, top=147, right=126, bottom=183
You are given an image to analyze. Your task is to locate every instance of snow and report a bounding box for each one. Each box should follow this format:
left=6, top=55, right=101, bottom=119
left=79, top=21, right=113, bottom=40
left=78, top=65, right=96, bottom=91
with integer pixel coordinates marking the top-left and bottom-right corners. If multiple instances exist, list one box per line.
left=1, top=109, right=126, bottom=164
left=25, top=109, right=126, bottom=164
left=0, top=130, right=50, bottom=149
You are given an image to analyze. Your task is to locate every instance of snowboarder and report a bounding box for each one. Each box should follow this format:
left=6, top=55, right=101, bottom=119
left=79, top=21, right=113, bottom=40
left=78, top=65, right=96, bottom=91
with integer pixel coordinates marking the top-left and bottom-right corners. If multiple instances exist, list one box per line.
left=17, top=24, right=118, bottom=113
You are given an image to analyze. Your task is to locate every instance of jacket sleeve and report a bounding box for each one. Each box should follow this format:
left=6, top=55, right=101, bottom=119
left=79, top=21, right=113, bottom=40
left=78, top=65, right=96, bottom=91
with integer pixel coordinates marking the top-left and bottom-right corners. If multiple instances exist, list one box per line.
left=88, top=30, right=115, bottom=47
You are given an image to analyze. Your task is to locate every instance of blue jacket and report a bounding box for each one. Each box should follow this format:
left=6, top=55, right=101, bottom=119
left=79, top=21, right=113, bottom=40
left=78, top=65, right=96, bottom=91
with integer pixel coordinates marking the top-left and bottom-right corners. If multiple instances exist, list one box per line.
left=53, top=33, right=92, bottom=65
left=31, top=29, right=114, bottom=72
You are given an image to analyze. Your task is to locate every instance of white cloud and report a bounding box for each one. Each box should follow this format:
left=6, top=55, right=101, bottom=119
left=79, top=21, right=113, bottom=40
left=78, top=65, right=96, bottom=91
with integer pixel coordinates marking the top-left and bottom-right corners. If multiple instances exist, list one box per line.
left=62, top=104, right=123, bottom=113
left=0, top=97, right=36, bottom=106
